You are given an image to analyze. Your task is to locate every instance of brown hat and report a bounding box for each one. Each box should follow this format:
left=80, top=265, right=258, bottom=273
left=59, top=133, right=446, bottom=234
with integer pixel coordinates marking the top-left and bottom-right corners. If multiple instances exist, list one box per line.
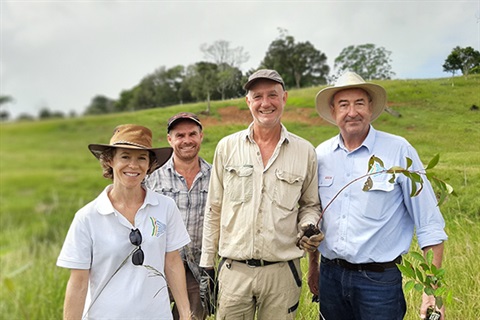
left=243, top=69, right=285, bottom=91
left=88, top=124, right=173, bottom=170
left=315, top=71, right=387, bottom=125
left=167, top=112, right=202, bottom=133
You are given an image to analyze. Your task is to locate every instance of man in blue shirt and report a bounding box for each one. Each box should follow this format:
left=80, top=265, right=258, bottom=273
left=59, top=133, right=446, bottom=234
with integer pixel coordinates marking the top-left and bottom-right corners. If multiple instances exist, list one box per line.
left=308, top=72, right=447, bottom=320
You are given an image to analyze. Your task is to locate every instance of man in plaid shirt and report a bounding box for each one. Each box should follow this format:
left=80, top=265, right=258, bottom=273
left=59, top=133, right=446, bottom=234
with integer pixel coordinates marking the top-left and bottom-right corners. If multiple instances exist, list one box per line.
left=145, top=112, right=211, bottom=320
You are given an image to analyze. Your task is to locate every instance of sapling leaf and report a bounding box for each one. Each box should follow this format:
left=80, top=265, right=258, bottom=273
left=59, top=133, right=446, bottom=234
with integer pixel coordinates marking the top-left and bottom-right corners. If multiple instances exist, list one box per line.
left=414, top=283, right=424, bottom=292
left=426, top=154, right=440, bottom=170
left=426, top=250, right=434, bottom=265
left=420, top=263, right=430, bottom=272
left=445, top=183, right=454, bottom=194
left=410, top=180, right=418, bottom=198
left=410, top=172, right=423, bottom=183
left=373, top=155, right=384, bottom=168
left=362, top=176, right=373, bottom=191
left=424, top=287, right=435, bottom=296
left=410, top=251, right=425, bottom=263
left=406, top=157, right=413, bottom=169
left=437, top=192, right=447, bottom=207
left=435, top=268, right=445, bottom=278
left=434, top=179, right=447, bottom=191
left=404, top=280, right=415, bottom=291
left=435, top=287, right=447, bottom=297
left=367, top=155, right=375, bottom=172
left=446, top=290, right=453, bottom=304
left=397, top=264, right=415, bottom=279
left=415, top=268, right=424, bottom=283
left=414, top=183, right=424, bottom=197
left=435, top=296, right=444, bottom=309
left=388, top=174, right=396, bottom=183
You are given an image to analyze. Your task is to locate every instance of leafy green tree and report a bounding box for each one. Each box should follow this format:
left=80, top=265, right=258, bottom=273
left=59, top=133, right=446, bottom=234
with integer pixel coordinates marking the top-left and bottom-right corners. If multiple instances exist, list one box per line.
left=261, top=29, right=329, bottom=88
left=129, top=65, right=190, bottom=111
left=334, top=43, right=395, bottom=80
left=201, top=40, right=248, bottom=99
left=130, top=66, right=178, bottom=110
left=184, top=62, right=220, bottom=113
left=443, top=46, right=480, bottom=77
left=84, top=95, right=115, bottom=115
left=114, top=88, right=136, bottom=112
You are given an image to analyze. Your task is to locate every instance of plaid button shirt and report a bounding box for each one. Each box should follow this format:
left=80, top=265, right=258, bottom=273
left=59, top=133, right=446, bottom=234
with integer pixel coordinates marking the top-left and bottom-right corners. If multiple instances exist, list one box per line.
left=145, top=156, right=211, bottom=281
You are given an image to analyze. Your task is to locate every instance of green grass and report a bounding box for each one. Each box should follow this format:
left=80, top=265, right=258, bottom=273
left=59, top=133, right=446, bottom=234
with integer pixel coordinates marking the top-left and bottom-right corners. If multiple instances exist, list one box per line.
left=1, top=75, right=479, bottom=319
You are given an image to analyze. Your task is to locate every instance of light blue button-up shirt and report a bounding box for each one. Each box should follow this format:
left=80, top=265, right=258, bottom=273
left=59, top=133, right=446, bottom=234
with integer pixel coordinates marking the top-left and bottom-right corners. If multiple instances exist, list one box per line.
left=316, top=126, right=447, bottom=264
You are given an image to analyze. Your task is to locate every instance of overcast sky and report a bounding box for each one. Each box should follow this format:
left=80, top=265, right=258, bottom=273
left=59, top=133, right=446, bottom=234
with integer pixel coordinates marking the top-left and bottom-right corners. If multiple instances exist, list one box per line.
left=1, top=0, right=479, bottom=118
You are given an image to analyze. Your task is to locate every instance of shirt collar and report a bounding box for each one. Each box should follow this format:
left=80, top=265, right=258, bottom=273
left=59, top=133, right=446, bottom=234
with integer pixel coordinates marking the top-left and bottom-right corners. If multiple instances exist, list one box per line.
left=334, top=125, right=377, bottom=153
left=244, top=122, right=290, bottom=145
left=96, top=184, right=157, bottom=215
left=168, top=155, right=211, bottom=177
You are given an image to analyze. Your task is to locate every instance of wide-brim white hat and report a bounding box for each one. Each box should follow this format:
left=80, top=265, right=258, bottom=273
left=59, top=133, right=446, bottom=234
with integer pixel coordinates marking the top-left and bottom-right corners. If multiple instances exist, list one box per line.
left=315, top=72, right=387, bottom=125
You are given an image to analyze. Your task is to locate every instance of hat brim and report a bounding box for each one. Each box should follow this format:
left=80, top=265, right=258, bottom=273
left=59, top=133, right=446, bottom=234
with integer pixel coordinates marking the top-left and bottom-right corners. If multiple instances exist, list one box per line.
left=315, top=83, right=387, bottom=125
left=243, top=78, right=285, bottom=91
left=88, top=144, right=173, bottom=170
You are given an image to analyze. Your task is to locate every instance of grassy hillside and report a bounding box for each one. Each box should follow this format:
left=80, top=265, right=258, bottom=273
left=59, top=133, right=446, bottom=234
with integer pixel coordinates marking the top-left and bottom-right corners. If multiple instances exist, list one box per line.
left=1, top=75, right=479, bottom=319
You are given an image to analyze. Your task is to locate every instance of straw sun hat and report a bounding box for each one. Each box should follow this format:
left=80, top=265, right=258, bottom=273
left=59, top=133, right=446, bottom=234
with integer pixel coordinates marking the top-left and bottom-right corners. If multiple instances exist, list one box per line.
left=315, top=71, right=387, bottom=125
left=88, top=124, right=173, bottom=171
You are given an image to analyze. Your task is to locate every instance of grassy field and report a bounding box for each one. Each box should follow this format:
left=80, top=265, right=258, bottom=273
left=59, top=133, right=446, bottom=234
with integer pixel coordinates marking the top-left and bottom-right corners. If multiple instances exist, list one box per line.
left=1, top=75, right=479, bottom=319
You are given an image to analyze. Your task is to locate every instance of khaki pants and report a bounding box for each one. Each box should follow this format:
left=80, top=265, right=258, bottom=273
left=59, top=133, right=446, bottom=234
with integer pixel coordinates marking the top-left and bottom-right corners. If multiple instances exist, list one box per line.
left=216, top=258, right=302, bottom=320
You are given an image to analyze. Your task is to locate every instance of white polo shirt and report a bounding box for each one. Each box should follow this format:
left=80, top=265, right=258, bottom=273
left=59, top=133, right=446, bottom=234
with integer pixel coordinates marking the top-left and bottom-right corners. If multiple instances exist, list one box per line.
left=57, top=185, right=190, bottom=319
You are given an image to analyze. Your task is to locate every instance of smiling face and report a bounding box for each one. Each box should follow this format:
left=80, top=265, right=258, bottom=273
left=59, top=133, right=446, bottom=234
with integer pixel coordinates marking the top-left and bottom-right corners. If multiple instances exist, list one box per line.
left=109, top=147, right=150, bottom=188
left=245, top=79, right=287, bottom=129
left=167, top=120, right=203, bottom=162
left=331, top=88, right=373, bottom=144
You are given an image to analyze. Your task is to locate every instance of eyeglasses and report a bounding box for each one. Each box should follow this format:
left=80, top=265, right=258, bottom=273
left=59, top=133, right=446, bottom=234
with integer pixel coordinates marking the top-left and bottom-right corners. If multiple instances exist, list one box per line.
left=129, top=228, right=144, bottom=266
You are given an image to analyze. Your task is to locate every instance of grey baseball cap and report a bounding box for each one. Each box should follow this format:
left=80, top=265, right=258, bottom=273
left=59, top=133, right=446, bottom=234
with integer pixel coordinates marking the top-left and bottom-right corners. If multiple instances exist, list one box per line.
left=243, top=69, right=285, bottom=91
left=167, top=112, right=202, bottom=133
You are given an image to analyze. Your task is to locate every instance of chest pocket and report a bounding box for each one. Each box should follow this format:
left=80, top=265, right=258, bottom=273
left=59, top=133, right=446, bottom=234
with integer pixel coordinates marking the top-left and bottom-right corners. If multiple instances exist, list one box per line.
left=225, top=165, right=253, bottom=202
left=367, top=173, right=395, bottom=192
left=274, top=169, right=304, bottom=211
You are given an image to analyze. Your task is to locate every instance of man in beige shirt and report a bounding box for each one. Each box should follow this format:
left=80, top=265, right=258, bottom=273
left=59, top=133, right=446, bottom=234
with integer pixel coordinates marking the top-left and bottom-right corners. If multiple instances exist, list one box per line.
left=200, top=69, right=324, bottom=319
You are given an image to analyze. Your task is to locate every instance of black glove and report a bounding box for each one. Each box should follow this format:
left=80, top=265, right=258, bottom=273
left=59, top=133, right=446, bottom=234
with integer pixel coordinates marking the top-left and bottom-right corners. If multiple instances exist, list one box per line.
left=199, top=268, right=217, bottom=316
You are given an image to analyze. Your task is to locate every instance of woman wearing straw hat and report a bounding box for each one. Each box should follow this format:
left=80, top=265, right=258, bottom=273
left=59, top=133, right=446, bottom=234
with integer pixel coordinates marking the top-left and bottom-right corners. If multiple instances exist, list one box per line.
left=57, top=124, right=192, bottom=319
left=307, top=72, right=447, bottom=320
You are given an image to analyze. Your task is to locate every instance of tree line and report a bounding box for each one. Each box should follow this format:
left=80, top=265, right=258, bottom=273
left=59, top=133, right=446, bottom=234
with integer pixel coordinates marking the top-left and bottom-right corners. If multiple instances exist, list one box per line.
left=1, top=30, right=479, bottom=121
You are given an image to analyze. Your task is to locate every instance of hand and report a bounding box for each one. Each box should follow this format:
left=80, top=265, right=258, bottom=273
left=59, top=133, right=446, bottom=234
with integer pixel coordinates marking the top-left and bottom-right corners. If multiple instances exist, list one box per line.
left=199, top=268, right=217, bottom=316
left=420, top=292, right=445, bottom=320
left=296, top=223, right=324, bottom=252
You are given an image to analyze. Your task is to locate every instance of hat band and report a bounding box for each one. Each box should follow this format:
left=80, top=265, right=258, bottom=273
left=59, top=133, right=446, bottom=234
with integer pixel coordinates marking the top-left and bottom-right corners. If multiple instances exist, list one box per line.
left=112, top=140, right=149, bottom=149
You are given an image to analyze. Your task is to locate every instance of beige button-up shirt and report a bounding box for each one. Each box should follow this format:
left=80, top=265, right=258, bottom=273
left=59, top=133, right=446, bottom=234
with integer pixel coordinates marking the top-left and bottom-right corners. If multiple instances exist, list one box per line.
left=200, top=124, right=321, bottom=267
